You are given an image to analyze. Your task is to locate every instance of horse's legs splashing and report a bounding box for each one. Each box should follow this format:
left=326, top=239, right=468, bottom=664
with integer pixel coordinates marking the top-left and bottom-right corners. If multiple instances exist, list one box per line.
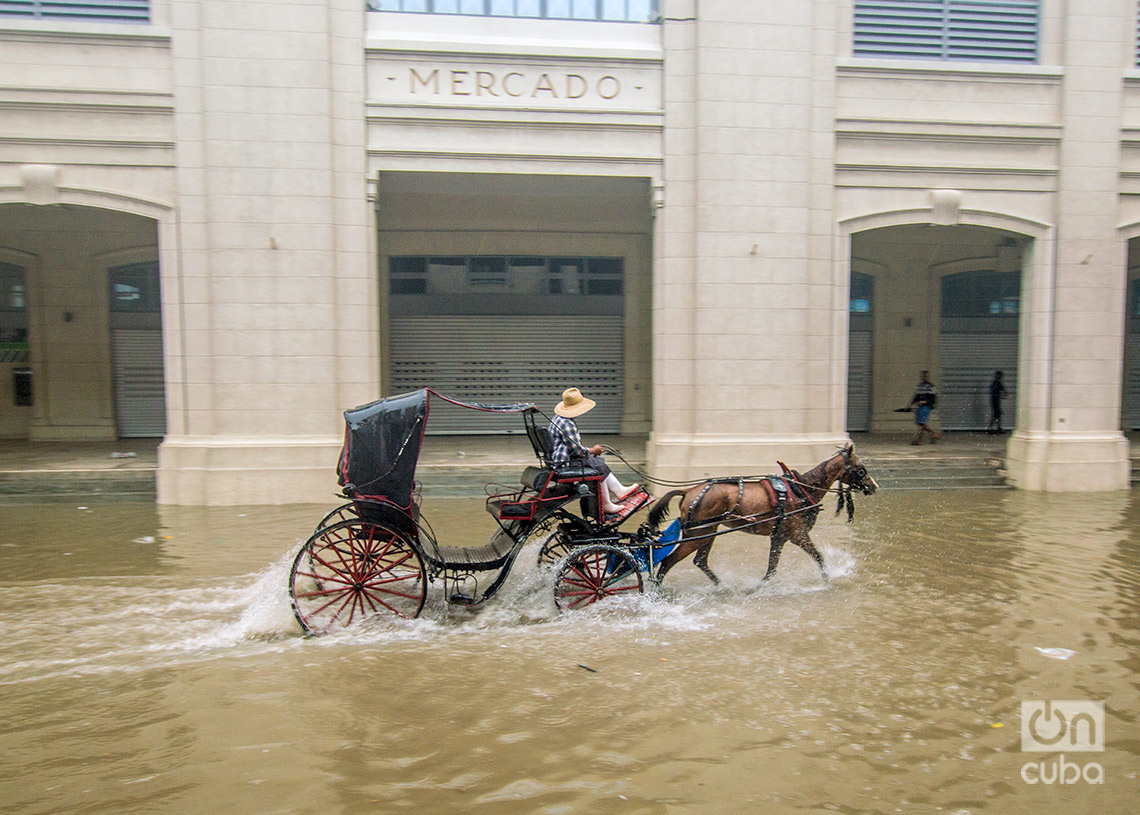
left=761, top=538, right=786, bottom=582
left=796, top=537, right=830, bottom=582
left=692, top=542, right=720, bottom=585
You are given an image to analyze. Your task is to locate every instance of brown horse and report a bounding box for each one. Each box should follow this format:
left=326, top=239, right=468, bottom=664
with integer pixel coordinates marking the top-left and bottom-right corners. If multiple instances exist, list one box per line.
left=646, top=444, right=878, bottom=585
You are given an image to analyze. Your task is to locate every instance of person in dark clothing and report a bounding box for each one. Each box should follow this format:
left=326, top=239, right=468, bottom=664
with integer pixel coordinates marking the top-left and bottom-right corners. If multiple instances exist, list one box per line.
left=987, top=370, right=1007, bottom=434
left=909, top=370, right=942, bottom=445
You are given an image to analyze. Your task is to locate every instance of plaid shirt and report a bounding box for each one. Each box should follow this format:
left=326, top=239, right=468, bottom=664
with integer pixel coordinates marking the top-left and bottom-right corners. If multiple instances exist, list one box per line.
left=548, top=413, right=587, bottom=465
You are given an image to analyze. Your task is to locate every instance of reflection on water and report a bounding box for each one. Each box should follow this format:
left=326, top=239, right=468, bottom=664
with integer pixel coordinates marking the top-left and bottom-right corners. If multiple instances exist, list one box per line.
left=1, top=492, right=1139, bottom=813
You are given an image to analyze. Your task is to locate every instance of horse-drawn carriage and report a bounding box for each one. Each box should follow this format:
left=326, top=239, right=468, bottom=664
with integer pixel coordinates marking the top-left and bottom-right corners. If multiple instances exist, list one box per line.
left=288, top=389, right=680, bottom=634
left=288, top=389, right=878, bottom=636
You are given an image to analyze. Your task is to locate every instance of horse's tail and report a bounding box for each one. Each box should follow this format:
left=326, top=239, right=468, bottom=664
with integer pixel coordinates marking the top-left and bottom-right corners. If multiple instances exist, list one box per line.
left=647, top=489, right=687, bottom=529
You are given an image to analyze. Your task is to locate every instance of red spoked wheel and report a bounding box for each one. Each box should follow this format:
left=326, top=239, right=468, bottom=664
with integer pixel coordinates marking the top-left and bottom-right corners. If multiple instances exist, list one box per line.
left=554, top=544, right=644, bottom=612
left=290, top=519, right=427, bottom=635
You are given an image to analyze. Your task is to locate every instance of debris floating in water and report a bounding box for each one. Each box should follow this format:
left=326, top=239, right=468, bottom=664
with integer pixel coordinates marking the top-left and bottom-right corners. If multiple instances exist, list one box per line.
left=1035, top=647, right=1076, bottom=660
left=577, top=664, right=597, bottom=673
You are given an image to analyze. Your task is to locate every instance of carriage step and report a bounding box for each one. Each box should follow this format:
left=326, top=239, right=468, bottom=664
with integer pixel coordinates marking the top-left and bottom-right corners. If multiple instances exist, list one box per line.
left=448, top=593, right=478, bottom=605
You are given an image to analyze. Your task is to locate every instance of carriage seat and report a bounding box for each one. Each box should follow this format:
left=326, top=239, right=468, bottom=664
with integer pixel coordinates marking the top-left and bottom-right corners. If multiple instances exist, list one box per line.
left=551, top=461, right=604, bottom=483
left=520, top=464, right=598, bottom=494
left=428, top=528, right=520, bottom=571
left=523, top=413, right=603, bottom=484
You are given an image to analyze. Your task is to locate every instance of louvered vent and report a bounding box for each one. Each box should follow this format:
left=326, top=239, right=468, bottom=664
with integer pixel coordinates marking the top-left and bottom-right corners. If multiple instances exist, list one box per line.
left=854, top=1, right=1039, bottom=63
left=0, top=1, right=149, bottom=24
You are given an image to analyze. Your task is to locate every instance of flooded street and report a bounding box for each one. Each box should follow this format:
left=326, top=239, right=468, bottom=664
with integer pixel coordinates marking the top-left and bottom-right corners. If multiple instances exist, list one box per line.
left=2, top=490, right=1139, bottom=814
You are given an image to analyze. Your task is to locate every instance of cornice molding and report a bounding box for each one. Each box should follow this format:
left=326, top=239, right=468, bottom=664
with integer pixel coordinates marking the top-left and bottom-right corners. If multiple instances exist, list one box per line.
left=837, top=58, right=1063, bottom=83
left=837, top=129, right=1060, bottom=147
left=366, top=45, right=662, bottom=67
left=366, top=115, right=661, bottom=133
left=0, top=23, right=171, bottom=47
left=836, top=163, right=1057, bottom=177
left=0, top=136, right=174, bottom=150
left=0, top=99, right=173, bottom=115
left=365, top=100, right=662, bottom=118
left=367, top=148, right=662, bottom=165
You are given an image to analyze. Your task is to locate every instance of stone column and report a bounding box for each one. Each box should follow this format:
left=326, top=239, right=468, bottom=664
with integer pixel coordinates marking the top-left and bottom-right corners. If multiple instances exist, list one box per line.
left=158, top=0, right=375, bottom=504
left=649, top=0, right=847, bottom=480
left=1006, top=0, right=1131, bottom=491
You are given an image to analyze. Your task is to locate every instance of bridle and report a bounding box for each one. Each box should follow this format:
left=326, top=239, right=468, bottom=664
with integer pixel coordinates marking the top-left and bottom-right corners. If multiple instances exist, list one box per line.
left=835, top=447, right=872, bottom=523
left=839, top=447, right=872, bottom=494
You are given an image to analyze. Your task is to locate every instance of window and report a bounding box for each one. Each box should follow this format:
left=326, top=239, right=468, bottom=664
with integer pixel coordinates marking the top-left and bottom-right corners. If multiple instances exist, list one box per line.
left=390, top=255, right=624, bottom=296
left=109, top=261, right=161, bottom=313
left=468, top=257, right=509, bottom=289
left=854, top=1, right=1039, bottom=63
left=389, top=256, right=428, bottom=294
left=0, top=264, right=26, bottom=312
left=0, top=1, right=149, bottom=24
left=369, top=0, right=658, bottom=23
left=0, top=262, right=29, bottom=364
left=585, top=258, right=623, bottom=295
left=941, top=270, right=1019, bottom=317
left=850, top=271, right=873, bottom=313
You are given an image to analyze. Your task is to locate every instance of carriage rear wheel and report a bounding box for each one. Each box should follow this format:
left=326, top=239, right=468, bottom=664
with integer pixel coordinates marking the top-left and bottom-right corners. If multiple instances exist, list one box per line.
left=554, top=544, right=644, bottom=612
left=290, top=519, right=426, bottom=635
left=313, top=502, right=358, bottom=534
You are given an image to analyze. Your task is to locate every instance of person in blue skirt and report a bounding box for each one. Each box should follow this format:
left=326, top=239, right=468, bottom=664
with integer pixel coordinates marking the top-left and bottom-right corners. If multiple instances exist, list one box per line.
left=909, top=370, right=942, bottom=445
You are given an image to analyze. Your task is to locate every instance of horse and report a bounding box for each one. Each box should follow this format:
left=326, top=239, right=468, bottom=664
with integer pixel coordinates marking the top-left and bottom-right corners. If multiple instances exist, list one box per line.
left=646, top=444, right=878, bottom=585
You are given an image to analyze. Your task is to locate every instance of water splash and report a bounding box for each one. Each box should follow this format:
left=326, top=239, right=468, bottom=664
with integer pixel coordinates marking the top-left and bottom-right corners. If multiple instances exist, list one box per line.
left=0, top=537, right=859, bottom=683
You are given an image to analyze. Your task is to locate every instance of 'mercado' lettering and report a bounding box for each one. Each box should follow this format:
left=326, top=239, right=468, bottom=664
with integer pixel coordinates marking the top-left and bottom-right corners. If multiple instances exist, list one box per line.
left=410, top=68, right=621, bottom=100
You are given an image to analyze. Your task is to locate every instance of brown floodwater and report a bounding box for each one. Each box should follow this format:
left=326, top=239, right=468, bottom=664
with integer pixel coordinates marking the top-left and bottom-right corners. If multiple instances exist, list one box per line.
left=1, top=489, right=1139, bottom=814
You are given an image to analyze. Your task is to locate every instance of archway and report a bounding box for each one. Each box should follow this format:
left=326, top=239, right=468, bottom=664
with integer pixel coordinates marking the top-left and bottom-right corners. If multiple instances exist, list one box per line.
left=0, top=203, right=163, bottom=441
left=846, top=221, right=1031, bottom=435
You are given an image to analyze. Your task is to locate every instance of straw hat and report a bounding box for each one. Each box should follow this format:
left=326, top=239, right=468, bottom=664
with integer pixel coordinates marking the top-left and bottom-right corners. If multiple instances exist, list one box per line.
left=554, top=387, right=596, bottom=418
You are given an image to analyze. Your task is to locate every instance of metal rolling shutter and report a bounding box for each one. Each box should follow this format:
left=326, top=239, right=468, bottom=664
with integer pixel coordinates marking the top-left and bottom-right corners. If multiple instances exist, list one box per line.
left=1124, top=334, right=1140, bottom=429
left=389, top=315, right=623, bottom=433
left=111, top=329, right=166, bottom=437
left=938, top=333, right=1017, bottom=430
left=847, top=330, right=873, bottom=432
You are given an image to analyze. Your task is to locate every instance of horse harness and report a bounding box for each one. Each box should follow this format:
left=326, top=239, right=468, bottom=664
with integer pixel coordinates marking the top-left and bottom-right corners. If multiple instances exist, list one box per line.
left=681, top=466, right=822, bottom=542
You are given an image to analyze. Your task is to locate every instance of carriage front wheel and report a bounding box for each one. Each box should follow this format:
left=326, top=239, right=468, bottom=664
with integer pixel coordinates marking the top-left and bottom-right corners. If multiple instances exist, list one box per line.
left=554, top=544, right=644, bottom=612
left=289, top=519, right=427, bottom=635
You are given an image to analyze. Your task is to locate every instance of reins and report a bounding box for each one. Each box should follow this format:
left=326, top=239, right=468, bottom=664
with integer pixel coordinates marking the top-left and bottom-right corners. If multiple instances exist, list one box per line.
left=532, top=408, right=866, bottom=516
left=603, top=442, right=864, bottom=509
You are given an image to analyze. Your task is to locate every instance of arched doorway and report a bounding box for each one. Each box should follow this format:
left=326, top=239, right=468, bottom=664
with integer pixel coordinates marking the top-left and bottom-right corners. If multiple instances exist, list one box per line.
left=0, top=203, right=163, bottom=441
left=1124, top=239, right=1140, bottom=430
left=848, top=223, right=1027, bottom=434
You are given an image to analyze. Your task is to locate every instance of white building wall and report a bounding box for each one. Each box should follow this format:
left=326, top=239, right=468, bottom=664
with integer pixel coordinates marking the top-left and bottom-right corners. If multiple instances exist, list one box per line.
left=649, top=0, right=848, bottom=480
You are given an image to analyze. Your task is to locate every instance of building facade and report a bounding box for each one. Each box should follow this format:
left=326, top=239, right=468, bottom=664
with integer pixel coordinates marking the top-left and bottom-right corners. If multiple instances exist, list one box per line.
left=0, top=0, right=1136, bottom=502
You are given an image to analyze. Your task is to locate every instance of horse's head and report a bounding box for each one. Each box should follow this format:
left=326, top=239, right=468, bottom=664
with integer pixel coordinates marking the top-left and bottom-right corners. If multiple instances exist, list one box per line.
left=839, top=444, right=878, bottom=496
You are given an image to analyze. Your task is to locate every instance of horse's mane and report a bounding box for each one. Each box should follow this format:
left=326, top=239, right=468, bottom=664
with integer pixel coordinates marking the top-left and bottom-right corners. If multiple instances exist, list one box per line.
left=796, top=446, right=850, bottom=492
